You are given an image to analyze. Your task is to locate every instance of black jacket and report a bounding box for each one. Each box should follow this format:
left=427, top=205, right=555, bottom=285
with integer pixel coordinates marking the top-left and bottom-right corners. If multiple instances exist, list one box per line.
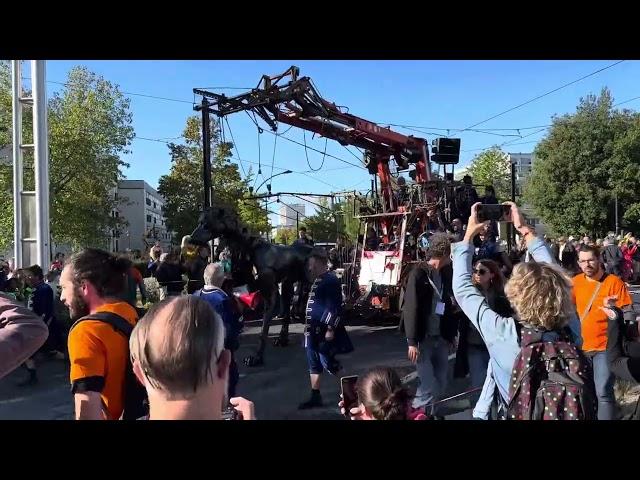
left=186, top=256, right=207, bottom=294
left=607, top=307, right=640, bottom=420
left=607, top=307, right=640, bottom=383
left=400, top=263, right=458, bottom=346
left=155, top=262, right=185, bottom=294
left=602, top=244, right=622, bottom=275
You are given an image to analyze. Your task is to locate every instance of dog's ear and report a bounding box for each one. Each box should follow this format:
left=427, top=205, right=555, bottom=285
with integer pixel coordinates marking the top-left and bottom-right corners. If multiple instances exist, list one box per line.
left=217, top=208, right=225, bottom=218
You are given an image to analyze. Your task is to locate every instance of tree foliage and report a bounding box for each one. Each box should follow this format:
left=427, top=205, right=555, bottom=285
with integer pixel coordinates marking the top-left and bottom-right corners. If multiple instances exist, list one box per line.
left=524, top=88, right=640, bottom=236
left=157, top=116, right=268, bottom=241
left=0, top=62, right=134, bottom=252
left=300, top=198, right=334, bottom=243
left=465, top=146, right=511, bottom=201
left=274, top=226, right=295, bottom=245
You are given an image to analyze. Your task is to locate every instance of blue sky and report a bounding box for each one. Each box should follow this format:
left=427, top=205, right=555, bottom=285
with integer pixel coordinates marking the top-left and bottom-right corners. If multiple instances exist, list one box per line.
left=45, top=60, right=639, bottom=221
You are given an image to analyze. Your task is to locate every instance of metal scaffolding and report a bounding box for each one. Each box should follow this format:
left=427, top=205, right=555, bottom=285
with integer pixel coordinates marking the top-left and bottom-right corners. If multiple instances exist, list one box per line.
left=12, top=60, right=50, bottom=270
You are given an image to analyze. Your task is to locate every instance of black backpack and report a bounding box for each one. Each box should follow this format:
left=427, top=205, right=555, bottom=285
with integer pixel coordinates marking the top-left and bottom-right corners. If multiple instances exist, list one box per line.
left=71, top=312, right=149, bottom=420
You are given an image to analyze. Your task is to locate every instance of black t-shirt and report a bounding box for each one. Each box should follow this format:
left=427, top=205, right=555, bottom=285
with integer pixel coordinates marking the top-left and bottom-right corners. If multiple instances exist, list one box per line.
left=155, top=263, right=185, bottom=293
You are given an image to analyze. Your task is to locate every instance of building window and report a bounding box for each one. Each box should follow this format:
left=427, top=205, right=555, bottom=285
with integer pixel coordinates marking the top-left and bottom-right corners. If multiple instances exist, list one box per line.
left=146, top=198, right=151, bottom=206
left=153, top=217, right=156, bottom=224
left=114, top=192, right=118, bottom=200
left=153, top=201, right=157, bottom=209
left=146, top=214, right=152, bottom=223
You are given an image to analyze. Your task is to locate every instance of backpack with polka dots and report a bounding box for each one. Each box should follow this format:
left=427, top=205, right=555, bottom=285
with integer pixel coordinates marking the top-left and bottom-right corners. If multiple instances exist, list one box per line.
left=506, top=327, right=597, bottom=420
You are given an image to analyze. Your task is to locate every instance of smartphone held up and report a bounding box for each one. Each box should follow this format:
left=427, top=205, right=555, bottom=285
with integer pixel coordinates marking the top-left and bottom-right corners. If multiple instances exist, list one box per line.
left=476, top=204, right=512, bottom=223
left=341, top=375, right=359, bottom=417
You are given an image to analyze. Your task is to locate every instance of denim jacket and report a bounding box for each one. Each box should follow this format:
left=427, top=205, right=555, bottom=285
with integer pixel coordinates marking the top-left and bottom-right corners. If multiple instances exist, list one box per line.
left=452, top=236, right=582, bottom=411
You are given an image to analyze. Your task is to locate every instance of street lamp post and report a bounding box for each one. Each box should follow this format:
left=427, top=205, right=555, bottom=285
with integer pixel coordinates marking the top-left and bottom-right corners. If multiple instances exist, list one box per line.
left=251, top=170, right=293, bottom=194
left=249, top=170, right=293, bottom=242
left=615, top=193, right=619, bottom=236
left=508, top=160, right=517, bottom=254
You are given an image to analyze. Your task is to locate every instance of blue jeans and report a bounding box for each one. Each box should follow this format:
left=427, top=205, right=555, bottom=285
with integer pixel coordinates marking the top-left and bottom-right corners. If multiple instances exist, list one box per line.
left=588, top=351, right=617, bottom=420
left=412, top=336, right=449, bottom=415
left=468, top=344, right=489, bottom=404
left=305, top=346, right=339, bottom=374
left=472, top=363, right=497, bottom=420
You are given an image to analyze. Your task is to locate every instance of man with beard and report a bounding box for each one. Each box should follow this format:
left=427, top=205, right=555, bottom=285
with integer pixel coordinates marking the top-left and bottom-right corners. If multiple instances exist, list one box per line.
left=60, top=249, right=140, bottom=420
left=573, top=244, right=633, bottom=420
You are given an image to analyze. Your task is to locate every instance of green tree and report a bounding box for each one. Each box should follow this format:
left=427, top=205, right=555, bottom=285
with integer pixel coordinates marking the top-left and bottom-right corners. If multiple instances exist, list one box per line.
left=465, top=146, right=511, bottom=201
left=0, top=63, right=134, bottom=251
left=334, top=197, right=361, bottom=242
left=237, top=169, right=270, bottom=235
left=0, top=62, right=16, bottom=252
left=274, top=226, right=295, bottom=245
left=158, top=116, right=267, bottom=240
left=49, top=67, right=134, bottom=248
left=524, top=88, right=640, bottom=236
left=1, top=61, right=34, bottom=253
left=302, top=198, right=340, bottom=243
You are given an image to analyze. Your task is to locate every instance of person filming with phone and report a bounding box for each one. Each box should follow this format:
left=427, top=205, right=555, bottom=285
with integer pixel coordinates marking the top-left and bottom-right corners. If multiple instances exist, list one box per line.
left=129, top=295, right=256, bottom=420
left=452, top=202, right=590, bottom=420
left=338, top=367, right=429, bottom=420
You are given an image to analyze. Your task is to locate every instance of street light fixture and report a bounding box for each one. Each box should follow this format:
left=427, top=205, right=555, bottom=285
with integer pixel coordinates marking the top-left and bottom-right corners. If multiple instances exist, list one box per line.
left=250, top=170, right=293, bottom=194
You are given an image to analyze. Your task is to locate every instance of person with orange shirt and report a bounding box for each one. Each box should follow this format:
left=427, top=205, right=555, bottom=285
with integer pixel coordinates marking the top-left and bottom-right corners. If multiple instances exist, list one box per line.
left=573, top=244, right=633, bottom=420
left=60, top=248, right=140, bottom=420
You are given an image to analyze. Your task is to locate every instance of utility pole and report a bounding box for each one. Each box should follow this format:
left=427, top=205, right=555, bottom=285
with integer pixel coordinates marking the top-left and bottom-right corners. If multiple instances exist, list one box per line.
left=12, top=60, right=50, bottom=270
left=265, top=197, right=269, bottom=241
left=201, top=97, right=212, bottom=210
left=508, top=160, right=517, bottom=254
left=615, top=193, right=619, bottom=236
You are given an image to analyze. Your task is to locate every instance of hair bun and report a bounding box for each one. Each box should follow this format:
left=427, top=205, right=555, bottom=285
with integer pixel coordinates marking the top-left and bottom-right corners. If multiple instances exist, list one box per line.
left=379, top=387, right=410, bottom=420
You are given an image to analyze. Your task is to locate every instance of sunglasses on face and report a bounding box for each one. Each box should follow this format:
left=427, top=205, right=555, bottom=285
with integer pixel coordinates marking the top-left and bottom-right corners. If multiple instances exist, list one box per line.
left=473, top=268, right=488, bottom=275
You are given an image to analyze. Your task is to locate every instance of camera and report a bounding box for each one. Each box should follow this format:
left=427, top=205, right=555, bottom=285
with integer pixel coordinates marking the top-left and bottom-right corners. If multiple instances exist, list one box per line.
left=222, top=405, right=240, bottom=420
left=623, top=317, right=639, bottom=341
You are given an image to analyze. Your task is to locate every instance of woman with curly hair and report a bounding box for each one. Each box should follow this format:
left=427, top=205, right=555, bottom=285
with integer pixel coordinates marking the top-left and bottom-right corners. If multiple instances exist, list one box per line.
left=451, top=202, right=582, bottom=419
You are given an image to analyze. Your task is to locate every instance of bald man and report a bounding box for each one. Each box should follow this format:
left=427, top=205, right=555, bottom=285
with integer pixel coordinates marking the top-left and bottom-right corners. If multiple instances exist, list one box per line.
left=129, top=296, right=254, bottom=420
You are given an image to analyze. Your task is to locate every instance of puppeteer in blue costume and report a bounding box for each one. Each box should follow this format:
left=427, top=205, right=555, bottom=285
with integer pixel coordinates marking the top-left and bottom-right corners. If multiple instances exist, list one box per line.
left=299, top=250, right=353, bottom=410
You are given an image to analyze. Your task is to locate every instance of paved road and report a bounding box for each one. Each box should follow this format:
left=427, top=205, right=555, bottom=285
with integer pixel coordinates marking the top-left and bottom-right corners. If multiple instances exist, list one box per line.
left=0, top=318, right=472, bottom=420
left=2, top=288, right=637, bottom=420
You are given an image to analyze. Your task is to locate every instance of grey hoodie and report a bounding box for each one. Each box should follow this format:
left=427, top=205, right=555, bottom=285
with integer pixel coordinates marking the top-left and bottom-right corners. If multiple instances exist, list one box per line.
left=0, top=293, right=48, bottom=379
